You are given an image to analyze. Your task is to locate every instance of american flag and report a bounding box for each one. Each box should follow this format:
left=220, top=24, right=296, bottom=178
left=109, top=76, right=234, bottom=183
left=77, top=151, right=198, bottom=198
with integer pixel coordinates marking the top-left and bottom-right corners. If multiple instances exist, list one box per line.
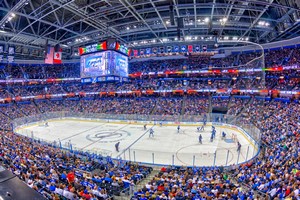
left=44, top=45, right=54, bottom=64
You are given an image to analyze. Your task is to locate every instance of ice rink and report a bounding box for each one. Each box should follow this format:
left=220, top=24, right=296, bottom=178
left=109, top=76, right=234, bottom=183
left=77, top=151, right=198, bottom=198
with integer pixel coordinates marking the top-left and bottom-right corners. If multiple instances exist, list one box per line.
left=16, top=119, right=258, bottom=166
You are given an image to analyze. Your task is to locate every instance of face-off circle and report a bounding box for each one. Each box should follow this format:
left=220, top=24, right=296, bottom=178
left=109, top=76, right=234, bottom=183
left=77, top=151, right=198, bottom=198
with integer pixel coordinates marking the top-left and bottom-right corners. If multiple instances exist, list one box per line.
left=86, top=130, right=131, bottom=143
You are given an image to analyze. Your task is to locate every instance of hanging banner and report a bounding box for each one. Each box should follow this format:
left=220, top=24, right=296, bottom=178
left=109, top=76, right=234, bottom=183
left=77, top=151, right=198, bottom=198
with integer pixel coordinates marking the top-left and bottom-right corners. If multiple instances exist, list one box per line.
left=7, top=46, right=15, bottom=63
left=188, top=45, right=193, bottom=53
left=0, top=45, right=3, bottom=63
left=146, top=48, right=151, bottom=55
left=174, top=46, right=179, bottom=52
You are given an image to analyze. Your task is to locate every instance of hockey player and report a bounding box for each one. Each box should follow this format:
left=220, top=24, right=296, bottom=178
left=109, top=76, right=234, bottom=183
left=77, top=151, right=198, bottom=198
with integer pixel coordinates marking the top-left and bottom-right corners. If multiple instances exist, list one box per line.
left=222, top=131, right=226, bottom=139
left=115, top=142, right=120, bottom=152
left=237, top=141, right=241, bottom=152
left=200, top=124, right=205, bottom=131
left=149, top=128, right=154, bottom=137
left=199, top=134, right=202, bottom=144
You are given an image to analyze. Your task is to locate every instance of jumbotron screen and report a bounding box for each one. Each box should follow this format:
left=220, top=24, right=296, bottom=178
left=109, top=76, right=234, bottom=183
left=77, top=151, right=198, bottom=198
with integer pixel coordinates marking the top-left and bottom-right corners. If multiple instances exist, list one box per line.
left=80, top=51, right=128, bottom=78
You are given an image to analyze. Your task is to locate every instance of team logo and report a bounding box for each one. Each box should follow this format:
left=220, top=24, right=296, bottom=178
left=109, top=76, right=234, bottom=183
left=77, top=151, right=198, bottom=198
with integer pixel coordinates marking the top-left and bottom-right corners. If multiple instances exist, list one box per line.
left=86, top=130, right=131, bottom=143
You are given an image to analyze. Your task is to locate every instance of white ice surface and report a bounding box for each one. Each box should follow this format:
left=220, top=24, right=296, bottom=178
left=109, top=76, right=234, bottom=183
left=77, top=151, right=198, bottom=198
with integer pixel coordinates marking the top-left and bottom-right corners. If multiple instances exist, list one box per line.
left=16, top=120, right=257, bottom=166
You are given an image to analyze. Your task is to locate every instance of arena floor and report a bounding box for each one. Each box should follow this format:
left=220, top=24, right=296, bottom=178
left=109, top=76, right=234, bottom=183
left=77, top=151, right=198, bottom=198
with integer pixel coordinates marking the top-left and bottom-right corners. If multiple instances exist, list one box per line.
left=16, top=119, right=257, bottom=166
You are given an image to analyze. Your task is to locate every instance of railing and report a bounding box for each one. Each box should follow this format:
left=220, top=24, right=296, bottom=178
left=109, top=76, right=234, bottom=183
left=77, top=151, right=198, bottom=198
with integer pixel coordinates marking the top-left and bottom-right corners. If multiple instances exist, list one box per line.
left=12, top=112, right=261, bottom=167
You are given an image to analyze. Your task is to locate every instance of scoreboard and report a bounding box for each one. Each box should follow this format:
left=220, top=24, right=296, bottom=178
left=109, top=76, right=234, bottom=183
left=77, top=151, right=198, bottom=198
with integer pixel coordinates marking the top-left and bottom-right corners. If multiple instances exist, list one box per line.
left=79, top=39, right=129, bottom=83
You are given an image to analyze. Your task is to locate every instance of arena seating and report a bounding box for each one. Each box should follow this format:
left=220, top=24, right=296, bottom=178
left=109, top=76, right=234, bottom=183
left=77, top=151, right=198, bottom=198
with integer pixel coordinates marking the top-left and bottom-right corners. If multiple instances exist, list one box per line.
left=0, top=48, right=299, bottom=199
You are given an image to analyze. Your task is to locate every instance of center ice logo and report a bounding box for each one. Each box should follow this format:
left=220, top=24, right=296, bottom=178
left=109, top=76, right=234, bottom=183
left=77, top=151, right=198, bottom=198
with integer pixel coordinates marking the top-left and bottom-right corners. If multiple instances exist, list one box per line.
left=86, top=130, right=130, bottom=143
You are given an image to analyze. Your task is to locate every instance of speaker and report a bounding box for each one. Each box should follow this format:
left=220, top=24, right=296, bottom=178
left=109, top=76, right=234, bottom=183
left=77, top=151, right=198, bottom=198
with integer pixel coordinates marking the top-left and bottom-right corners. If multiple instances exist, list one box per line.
left=208, top=21, right=212, bottom=33
left=177, top=17, right=184, bottom=29
left=177, top=28, right=181, bottom=40
left=169, top=5, right=175, bottom=25
left=54, top=44, right=60, bottom=52
left=44, top=39, right=48, bottom=58
left=0, top=166, right=46, bottom=200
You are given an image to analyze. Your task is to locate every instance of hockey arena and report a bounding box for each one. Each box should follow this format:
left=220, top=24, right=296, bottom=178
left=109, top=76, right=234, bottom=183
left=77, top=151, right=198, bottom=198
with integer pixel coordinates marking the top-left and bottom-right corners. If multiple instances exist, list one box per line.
left=15, top=118, right=258, bottom=166
left=1, top=0, right=300, bottom=199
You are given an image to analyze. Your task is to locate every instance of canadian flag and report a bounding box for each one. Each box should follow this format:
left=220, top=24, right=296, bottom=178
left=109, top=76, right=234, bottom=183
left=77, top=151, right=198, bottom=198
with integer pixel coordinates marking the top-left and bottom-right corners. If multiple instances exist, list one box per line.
left=53, top=49, right=62, bottom=64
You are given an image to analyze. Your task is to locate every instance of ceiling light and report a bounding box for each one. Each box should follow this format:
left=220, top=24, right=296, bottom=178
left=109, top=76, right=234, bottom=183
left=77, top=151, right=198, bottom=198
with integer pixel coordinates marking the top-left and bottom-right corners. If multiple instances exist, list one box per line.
left=11, top=13, right=15, bottom=17
left=126, top=27, right=130, bottom=30
left=204, top=17, right=210, bottom=23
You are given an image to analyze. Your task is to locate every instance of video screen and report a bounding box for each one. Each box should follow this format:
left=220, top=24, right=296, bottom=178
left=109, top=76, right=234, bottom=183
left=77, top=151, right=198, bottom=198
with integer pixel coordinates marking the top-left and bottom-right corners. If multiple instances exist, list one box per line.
left=80, top=52, right=107, bottom=78
left=80, top=51, right=128, bottom=78
left=115, top=51, right=128, bottom=77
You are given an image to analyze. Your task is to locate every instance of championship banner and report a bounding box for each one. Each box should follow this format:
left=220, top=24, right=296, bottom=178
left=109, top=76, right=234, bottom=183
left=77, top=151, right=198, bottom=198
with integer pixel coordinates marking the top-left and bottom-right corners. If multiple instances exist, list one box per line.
left=140, top=49, right=144, bottom=55
left=7, top=46, right=15, bottom=63
left=188, top=45, right=193, bottom=53
left=195, top=45, right=200, bottom=52
left=146, top=48, right=151, bottom=54
left=159, top=47, right=164, bottom=54
left=174, top=46, right=179, bottom=52
left=167, top=46, right=172, bottom=53
left=152, top=47, right=157, bottom=54
left=181, top=45, right=186, bottom=52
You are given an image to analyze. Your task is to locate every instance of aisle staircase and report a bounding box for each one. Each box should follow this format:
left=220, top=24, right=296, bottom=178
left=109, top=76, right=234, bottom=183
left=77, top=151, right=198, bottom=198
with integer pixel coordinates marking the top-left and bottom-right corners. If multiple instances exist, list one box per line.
left=208, top=95, right=213, bottom=113
left=180, top=94, right=187, bottom=115
left=113, top=169, right=160, bottom=200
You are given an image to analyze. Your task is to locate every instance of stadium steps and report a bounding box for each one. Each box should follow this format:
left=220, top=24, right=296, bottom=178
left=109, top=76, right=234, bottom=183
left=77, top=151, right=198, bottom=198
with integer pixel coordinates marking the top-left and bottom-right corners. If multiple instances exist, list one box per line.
left=149, top=98, right=159, bottom=115
left=134, top=169, right=160, bottom=191
left=33, top=100, right=43, bottom=114
left=235, top=96, right=254, bottom=118
left=208, top=95, right=213, bottom=113
left=180, top=94, right=187, bottom=115
left=113, top=169, right=160, bottom=200
left=282, top=48, right=294, bottom=65
left=226, top=96, right=235, bottom=114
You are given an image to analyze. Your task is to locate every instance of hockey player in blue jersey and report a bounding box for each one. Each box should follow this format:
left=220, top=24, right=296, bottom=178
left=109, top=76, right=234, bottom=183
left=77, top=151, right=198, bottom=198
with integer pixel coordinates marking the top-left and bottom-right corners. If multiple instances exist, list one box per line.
left=149, top=128, right=154, bottom=137
left=222, top=131, right=226, bottom=139
left=177, top=125, right=180, bottom=133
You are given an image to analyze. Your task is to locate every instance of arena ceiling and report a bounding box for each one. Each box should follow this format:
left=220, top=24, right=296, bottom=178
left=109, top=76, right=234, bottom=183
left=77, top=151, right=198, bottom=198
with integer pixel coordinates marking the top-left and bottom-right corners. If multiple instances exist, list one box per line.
left=0, top=0, right=300, bottom=53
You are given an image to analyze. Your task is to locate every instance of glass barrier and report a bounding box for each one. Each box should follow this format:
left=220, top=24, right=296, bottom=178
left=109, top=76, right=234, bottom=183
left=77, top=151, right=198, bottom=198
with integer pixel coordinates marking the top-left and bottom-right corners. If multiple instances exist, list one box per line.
left=12, top=112, right=261, bottom=167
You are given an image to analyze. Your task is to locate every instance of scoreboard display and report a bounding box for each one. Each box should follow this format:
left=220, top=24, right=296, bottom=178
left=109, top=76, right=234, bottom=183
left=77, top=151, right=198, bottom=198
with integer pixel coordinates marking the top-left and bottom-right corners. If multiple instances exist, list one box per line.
left=79, top=39, right=129, bottom=80
left=80, top=51, right=128, bottom=78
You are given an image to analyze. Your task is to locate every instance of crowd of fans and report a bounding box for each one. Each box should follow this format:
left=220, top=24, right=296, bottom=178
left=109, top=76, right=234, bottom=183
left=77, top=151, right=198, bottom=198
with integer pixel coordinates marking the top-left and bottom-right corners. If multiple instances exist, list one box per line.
left=0, top=46, right=299, bottom=81
left=0, top=131, right=152, bottom=200
left=0, top=47, right=299, bottom=199
left=0, top=70, right=297, bottom=100
left=0, top=87, right=298, bottom=200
